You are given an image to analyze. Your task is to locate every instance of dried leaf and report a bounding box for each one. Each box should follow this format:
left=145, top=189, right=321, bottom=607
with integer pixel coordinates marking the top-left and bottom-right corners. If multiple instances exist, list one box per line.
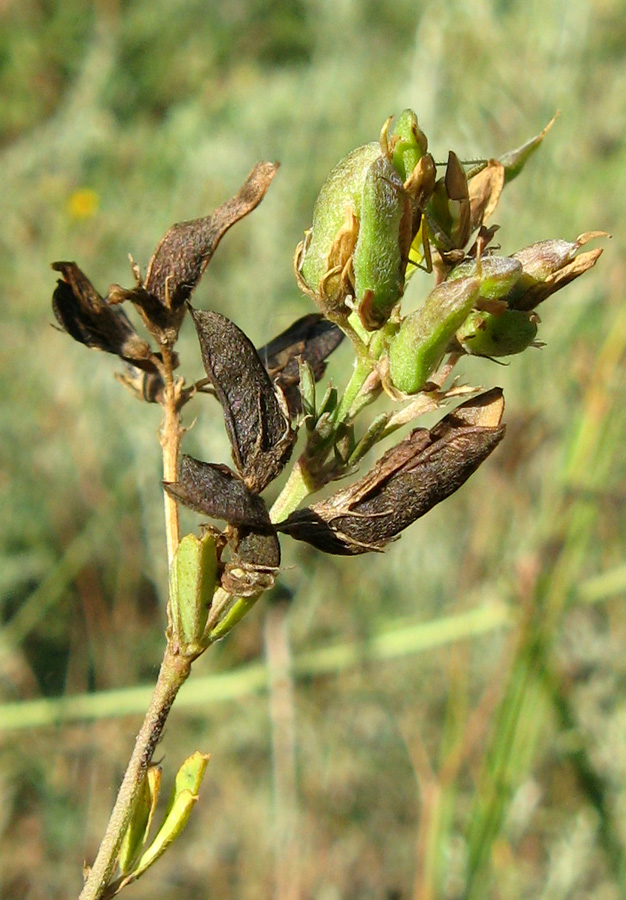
left=514, top=248, right=604, bottom=310
left=164, top=455, right=273, bottom=530
left=190, top=308, right=296, bottom=493
left=509, top=232, right=608, bottom=310
left=278, top=390, right=505, bottom=554
left=51, top=261, right=157, bottom=371
left=257, top=314, right=344, bottom=413
left=468, top=160, right=505, bottom=229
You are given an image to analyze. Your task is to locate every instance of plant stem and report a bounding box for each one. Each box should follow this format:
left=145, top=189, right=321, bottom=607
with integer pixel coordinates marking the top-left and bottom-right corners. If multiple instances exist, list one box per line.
left=270, top=355, right=376, bottom=524
left=159, top=344, right=182, bottom=569
left=79, top=346, right=187, bottom=900
left=270, top=459, right=318, bottom=525
left=332, top=355, right=375, bottom=424
left=78, top=646, right=192, bottom=900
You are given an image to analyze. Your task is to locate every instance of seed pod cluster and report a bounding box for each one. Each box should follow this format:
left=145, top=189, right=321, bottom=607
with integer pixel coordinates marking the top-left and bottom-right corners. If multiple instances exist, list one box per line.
left=297, top=109, right=436, bottom=330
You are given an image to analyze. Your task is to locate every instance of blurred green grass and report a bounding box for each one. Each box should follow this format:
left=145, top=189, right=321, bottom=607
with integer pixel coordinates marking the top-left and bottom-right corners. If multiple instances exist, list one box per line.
left=1, top=0, right=625, bottom=897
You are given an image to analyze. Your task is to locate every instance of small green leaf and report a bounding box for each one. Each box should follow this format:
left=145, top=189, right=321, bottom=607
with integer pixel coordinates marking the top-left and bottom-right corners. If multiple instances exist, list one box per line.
left=499, top=113, right=557, bottom=183
left=317, top=384, right=338, bottom=418
left=298, top=358, right=316, bottom=421
left=349, top=413, right=390, bottom=466
left=131, top=752, right=210, bottom=881
left=118, top=766, right=162, bottom=876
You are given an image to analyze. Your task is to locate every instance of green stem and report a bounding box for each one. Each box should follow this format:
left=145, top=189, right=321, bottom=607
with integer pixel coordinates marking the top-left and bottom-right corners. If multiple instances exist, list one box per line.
left=332, top=355, right=375, bottom=424
left=207, top=459, right=320, bottom=645
left=270, top=459, right=318, bottom=525
left=208, top=594, right=261, bottom=644
left=270, top=353, right=376, bottom=526
left=205, top=336, right=381, bottom=660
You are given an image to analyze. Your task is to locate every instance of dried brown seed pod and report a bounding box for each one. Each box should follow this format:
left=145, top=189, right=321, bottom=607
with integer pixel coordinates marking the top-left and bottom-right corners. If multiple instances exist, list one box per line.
left=257, top=313, right=344, bottom=414
left=190, top=308, right=296, bottom=493
left=51, top=261, right=158, bottom=372
left=278, top=389, right=506, bottom=554
left=163, top=455, right=274, bottom=530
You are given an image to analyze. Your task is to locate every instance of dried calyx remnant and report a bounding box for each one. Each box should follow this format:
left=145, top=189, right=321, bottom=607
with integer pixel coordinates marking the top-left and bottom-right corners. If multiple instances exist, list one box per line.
left=52, top=112, right=606, bottom=613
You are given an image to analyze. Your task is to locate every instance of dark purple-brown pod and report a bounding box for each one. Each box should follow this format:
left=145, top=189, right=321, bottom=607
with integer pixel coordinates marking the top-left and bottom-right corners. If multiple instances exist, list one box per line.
left=52, top=261, right=158, bottom=372
left=164, top=455, right=274, bottom=530
left=221, top=531, right=281, bottom=597
left=190, top=308, right=296, bottom=493
left=143, top=162, right=279, bottom=311
left=165, top=455, right=281, bottom=597
left=278, top=389, right=506, bottom=555
left=257, top=314, right=344, bottom=414
left=223, top=527, right=282, bottom=596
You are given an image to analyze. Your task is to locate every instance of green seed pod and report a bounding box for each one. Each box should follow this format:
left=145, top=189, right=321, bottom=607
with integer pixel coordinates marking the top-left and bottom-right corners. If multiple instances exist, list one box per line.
left=169, top=532, right=218, bottom=654
left=388, top=276, right=480, bottom=394
left=298, top=110, right=430, bottom=323
left=448, top=256, right=523, bottom=301
left=456, top=308, right=538, bottom=357
left=390, top=108, right=428, bottom=182
left=298, top=141, right=381, bottom=307
left=353, top=154, right=411, bottom=330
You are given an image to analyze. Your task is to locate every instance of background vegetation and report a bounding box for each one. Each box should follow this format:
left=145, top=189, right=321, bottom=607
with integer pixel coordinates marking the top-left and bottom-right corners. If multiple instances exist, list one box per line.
left=0, top=0, right=624, bottom=897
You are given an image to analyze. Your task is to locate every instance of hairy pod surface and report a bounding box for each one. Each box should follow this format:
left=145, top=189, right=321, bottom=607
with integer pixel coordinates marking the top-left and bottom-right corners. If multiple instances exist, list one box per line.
left=388, top=277, right=480, bottom=394
left=456, top=309, right=539, bottom=357
left=298, top=141, right=381, bottom=306
left=353, top=154, right=410, bottom=330
left=190, top=308, right=295, bottom=493
left=164, top=455, right=274, bottom=530
left=278, top=390, right=506, bottom=554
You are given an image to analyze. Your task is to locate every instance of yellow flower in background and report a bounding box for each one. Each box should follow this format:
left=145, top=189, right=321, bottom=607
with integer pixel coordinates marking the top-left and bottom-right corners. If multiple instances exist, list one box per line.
left=67, top=187, right=99, bottom=220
